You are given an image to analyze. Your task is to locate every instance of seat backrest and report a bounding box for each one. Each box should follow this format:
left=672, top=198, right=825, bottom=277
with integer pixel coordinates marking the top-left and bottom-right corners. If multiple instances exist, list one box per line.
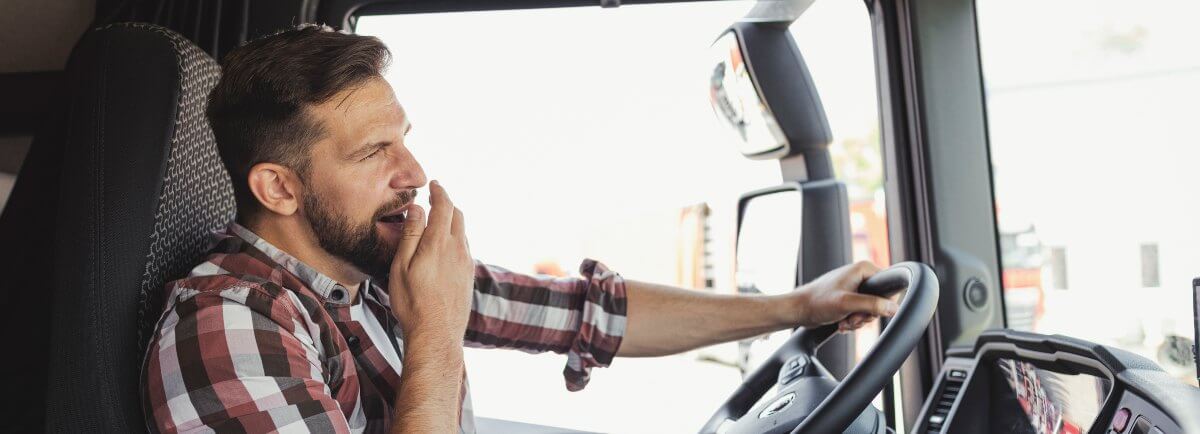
left=44, top=23, right=235, bottom=432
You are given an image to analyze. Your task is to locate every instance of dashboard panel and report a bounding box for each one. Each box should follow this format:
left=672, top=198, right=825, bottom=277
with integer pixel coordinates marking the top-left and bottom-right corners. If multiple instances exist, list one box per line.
left=913, top=330, right=1200, bottom=434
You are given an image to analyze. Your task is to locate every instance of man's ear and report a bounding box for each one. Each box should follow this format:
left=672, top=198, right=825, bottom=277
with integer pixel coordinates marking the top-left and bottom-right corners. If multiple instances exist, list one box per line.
left=247, top=163, right=304, bottom=216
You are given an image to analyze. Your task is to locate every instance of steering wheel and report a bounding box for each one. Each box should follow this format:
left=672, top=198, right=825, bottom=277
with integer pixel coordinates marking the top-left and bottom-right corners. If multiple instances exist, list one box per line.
left=700, top=262, right=940, bottom=434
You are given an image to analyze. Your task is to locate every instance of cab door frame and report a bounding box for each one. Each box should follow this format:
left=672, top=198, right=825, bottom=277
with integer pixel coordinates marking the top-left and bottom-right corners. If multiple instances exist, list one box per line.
left=869, top=0, right=1007, bottom=429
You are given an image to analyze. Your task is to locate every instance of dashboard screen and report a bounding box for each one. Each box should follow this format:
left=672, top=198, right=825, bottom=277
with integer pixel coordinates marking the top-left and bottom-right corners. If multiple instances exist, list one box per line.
left=991, top=358, right=1112, bottom=434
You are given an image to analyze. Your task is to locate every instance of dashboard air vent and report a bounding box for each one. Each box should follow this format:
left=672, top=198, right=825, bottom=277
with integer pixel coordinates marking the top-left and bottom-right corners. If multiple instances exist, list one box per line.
left=926, top=370, right=966, bottom=433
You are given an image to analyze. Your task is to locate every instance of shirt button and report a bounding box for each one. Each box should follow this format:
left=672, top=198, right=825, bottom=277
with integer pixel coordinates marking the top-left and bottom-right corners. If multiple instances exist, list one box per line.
left=346, top=336, right=360, bottom=347
left=330, top=288, right=346, bottom=302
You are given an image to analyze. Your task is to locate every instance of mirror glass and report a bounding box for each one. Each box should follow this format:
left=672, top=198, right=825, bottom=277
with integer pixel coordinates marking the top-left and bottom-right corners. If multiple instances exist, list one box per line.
left=736, top=189, right=803, bottom=296
left=708, top=31, right=788, bottom=158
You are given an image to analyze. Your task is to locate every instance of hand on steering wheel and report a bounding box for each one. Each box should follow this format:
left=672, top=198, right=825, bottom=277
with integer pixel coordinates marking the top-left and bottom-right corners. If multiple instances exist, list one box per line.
left=701, top=262, right=939, bottom=434
left=790, top=261, right=899, bottom=332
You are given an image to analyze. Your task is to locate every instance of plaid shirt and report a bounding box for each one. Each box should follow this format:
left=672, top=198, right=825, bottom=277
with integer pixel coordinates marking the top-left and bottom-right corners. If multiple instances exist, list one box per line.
left=141, top=223, right=627, bottom=433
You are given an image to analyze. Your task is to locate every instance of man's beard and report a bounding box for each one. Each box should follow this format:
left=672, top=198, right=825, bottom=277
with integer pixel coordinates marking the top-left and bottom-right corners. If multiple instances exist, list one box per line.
left=303, top=188, right=415, bottom=279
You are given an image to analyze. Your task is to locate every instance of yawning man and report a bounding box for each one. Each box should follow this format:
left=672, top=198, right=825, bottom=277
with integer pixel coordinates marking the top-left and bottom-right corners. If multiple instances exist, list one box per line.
left=141, top=25, right=898, bottom=434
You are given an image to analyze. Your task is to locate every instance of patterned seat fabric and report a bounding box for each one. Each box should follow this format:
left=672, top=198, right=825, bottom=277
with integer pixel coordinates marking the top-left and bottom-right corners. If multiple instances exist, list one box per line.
left=45, top=23, right=234, bottom=433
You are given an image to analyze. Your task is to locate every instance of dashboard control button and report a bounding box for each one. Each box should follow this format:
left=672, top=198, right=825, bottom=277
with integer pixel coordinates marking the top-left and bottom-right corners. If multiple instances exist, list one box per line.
left=1112, top=408, right=1131, bottom=433
left=963, top=278, right=989, bottom=311
left=1130, top=416, right=1153, bottom=434
left=948, top=369, right=967, bottom=379
left=777, top=355, right=809, bottom=385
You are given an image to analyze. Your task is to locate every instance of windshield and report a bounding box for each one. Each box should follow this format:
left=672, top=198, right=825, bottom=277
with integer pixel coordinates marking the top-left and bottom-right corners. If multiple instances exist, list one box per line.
left=358, top=4, right=765, bottom=432
left=978, top=0, right=1200, bottom=385
left=356, top=0, right=884, bottom=430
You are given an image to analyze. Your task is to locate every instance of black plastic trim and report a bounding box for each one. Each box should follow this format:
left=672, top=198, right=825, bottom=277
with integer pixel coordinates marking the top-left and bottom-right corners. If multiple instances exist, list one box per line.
left=969, top=330, right=1200, bottom=433
left=318, top=0, right=728, bottom=31
left=908, top=0, right=1005, bottom=351
left=870, top=0, right=941, bottom=429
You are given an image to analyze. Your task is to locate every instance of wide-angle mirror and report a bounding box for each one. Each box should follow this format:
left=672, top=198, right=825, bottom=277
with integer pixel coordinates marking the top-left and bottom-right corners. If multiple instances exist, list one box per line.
left=736, top=188, right=803, bottom=296
left=709, top=31, right=788, bottom=159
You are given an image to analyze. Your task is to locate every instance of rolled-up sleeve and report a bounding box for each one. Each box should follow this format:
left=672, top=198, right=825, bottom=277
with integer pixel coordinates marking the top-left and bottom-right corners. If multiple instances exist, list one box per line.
left=466, top=259, right=628, bottom=391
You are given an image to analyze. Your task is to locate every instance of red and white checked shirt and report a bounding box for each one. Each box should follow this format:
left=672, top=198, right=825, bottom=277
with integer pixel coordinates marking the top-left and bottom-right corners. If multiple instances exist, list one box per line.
left=141, top=223, right=627, bottom=433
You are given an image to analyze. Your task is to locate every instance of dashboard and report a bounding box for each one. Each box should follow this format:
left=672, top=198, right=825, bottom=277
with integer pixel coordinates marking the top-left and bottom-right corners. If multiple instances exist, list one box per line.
left=913, top=330, right=1200, bottom=434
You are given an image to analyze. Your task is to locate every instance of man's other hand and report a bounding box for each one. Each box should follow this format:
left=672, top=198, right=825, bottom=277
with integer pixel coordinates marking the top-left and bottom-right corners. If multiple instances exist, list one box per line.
left=387, top=180, right=474, bottom=339
left=792, top=261, right=899, bottom=332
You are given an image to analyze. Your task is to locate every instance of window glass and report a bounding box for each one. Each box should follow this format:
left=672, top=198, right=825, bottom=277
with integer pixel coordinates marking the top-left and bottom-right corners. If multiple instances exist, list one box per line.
left=357, top=1, right=884, bottom=430
left=978, top=0, right=1200, bottom=385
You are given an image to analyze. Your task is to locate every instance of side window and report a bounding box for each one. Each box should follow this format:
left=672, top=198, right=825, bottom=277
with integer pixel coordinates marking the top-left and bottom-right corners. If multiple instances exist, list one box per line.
left=357, top=1, right=884, bottom=430
left=978, top=0, right=1200, bottom=385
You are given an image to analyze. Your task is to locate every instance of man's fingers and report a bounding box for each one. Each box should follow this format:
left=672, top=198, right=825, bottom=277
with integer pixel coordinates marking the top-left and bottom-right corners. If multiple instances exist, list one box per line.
left=839, top=313, right=879, bottom=332
left=840, top=313, right=869, bottom=329
left=424, top=180, right=455, bottom=241
left=451, top=207, right=465, bottom=240
left=395, top=204, right=426, bottom=266
left=853, top=260, right=882, bottom=282
left=841, top=292, right=899, bottom=318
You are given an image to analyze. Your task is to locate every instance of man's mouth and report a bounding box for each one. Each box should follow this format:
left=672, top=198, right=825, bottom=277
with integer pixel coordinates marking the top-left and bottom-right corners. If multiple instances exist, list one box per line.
left=377, top=206, right=409, bottom=226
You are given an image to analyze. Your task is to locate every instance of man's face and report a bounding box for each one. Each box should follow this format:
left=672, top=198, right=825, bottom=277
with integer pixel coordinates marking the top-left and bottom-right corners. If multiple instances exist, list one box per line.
left=300, top=77, right=427, bottom=278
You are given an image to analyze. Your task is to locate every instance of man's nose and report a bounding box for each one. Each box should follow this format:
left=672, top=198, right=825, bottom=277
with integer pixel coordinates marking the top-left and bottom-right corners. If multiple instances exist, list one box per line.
left=388, top=147, right=427, bottom=190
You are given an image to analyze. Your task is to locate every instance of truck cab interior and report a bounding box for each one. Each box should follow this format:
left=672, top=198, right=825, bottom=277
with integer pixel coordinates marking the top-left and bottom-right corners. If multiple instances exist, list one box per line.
left=2, top=0, right=1199, bottom=433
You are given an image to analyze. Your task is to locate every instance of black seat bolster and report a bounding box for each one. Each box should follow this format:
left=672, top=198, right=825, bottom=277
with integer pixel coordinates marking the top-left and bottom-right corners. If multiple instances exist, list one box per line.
left=44, top=23, right=234, bottom=433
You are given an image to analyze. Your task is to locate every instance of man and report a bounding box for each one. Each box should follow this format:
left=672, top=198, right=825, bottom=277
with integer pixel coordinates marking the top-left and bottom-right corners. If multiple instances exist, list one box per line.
left=141, top=25, right=898, bottom=433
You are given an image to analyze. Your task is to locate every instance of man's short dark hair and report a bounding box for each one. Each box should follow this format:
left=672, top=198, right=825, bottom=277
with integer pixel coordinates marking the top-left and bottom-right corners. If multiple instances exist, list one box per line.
left=207, top=24, right=391, bottom=221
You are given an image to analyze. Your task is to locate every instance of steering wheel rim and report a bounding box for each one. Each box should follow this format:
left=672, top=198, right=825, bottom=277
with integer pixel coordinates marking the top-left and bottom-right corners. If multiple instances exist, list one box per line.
left=700, top=262, right=940, bottom=434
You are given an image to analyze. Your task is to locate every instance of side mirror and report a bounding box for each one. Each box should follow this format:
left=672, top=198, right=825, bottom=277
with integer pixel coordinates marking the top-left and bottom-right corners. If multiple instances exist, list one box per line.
left=736, top=182, right=852, bottom=296
left=736, top=187, right=804, bottom=295
left=708, top=24, right=833, bottom=161
left=709, top=31, right=789, bottom=159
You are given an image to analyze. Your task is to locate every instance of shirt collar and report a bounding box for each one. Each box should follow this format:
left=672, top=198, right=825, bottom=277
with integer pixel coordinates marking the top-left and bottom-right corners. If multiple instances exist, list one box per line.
left=228, top=222, right=353, bottom=303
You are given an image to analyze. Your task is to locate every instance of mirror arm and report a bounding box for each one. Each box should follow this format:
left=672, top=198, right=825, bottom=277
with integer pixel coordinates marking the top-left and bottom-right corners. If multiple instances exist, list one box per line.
left=779, top=154, right=808, bottom=181
left=779, top=149, right=835, bottom=183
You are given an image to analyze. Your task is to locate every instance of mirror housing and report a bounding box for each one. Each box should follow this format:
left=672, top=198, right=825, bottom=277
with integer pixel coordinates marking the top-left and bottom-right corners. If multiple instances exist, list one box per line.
left=709, top=22, right=832, bottom=160
left=736, top=187, right=803, bottom=295
left=736, top=181, right=851, bottom=296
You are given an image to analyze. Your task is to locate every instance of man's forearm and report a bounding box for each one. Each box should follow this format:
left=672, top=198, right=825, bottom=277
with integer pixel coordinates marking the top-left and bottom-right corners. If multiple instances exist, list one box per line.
left=391, top=332, right=465, bottom=433
left=617, top=279, right=800, bottom=357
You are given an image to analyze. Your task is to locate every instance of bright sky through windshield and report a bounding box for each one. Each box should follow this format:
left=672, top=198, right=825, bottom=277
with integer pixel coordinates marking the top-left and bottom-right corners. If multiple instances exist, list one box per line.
left=357, top=2, right=882, bottom=430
